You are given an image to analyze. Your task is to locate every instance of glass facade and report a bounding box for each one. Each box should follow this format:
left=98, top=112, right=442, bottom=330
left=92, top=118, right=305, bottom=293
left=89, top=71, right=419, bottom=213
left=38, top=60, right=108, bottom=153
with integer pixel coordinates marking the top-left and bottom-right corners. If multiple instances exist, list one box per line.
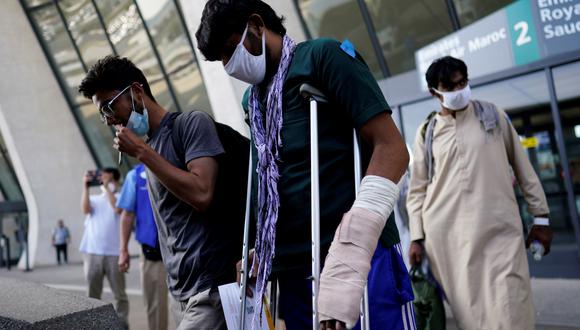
left=553, top=61, right=580, bottom=245
left=364, top=0, right=453, bottom=75
left=453, top=0, right=514, bottom=27
left=0, top=134, right=28, bottom=266
left=297, top=0, right=383, bottom=79
left=136, top=0, right=211, bottom=113
left=0, top=136, right=25, bottom=204
left=20, top=0, right=212, bottom=171
left=296, top=0, right=457, bottom=77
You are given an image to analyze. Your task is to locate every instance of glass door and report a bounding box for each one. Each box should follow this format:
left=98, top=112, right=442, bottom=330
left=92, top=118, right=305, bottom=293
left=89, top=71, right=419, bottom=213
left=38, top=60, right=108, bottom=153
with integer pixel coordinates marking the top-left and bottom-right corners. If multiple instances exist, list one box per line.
left=553, top=61, right=580, bottom=255
left=510, top=109, right=577, bottom=245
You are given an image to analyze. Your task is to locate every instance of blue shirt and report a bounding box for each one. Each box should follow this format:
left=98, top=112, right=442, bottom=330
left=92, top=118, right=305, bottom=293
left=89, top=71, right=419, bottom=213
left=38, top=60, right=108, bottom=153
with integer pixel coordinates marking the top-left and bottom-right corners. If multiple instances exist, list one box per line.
left=117, top=164, right=158, bottom=248
left=53, top=226, right=69, bottom=245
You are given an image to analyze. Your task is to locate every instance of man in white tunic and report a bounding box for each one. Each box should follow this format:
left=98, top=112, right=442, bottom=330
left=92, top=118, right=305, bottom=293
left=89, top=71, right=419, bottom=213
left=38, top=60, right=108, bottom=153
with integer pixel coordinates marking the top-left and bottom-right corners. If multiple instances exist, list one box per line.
left=407, top=56, right=553, bottom=330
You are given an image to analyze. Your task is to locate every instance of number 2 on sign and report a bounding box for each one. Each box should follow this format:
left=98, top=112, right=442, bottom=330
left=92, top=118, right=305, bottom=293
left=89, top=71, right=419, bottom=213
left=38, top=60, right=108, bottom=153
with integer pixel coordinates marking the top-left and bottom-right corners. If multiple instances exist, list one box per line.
left=514, top=21, right=532, bottom=46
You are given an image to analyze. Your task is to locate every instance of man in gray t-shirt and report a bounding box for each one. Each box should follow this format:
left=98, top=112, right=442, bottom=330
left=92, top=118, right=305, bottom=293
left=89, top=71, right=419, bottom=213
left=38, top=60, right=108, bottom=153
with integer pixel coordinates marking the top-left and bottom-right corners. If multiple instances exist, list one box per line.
left=147, top=111, right=240, bottom=300
left=79, top=56, right=243, bottom=330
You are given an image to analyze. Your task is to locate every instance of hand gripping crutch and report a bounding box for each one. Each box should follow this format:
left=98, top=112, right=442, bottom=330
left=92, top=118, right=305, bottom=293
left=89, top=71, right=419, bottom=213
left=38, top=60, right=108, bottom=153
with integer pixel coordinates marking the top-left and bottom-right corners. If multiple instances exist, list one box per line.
left=239, top=149, right=253, bottom=330
left=300, top=84, right=370, bottom=330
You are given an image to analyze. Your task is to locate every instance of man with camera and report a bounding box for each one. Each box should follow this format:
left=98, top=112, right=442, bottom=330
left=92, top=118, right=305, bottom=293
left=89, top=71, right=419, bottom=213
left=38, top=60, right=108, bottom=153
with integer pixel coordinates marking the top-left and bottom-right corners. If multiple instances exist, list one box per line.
left=79, top=167, right=129, bottom=328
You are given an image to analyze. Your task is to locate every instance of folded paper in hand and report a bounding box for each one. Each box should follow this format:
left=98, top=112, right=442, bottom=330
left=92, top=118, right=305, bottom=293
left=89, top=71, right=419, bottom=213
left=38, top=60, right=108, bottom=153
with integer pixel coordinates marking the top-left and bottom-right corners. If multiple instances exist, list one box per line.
left=218, top=282, right=274, bottom=330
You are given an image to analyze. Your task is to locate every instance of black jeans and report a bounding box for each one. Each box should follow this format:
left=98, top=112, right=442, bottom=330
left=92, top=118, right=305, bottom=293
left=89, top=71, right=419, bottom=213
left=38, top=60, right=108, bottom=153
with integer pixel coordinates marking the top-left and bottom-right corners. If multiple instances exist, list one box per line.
left=55, top=243, right=67, bottom=264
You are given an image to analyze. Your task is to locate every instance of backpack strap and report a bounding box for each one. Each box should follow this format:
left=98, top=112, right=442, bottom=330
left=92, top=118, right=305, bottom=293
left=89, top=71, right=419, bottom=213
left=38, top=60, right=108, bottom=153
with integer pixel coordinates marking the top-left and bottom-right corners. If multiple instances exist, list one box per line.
left=419, top=111, right=437, bottom=183
left=472, top=99, right=503, bottom=134
left=165, top=111, right=186, bottom=169
left=420, top=111, right=438, bottom=141
left=424, top=115, right=437, bottom=183
left=168, top=111, right=229, bottom=169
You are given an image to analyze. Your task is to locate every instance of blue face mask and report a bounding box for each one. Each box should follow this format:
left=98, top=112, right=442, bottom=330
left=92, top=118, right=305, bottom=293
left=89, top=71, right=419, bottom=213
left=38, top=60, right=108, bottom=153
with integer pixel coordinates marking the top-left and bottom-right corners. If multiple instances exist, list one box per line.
left=127, top=87, right=149, bottom=136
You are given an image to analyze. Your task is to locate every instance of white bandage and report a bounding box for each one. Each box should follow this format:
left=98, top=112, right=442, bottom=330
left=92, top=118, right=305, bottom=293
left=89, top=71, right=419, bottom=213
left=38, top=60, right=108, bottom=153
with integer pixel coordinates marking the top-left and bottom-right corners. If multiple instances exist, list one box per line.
left=318, top=175, right=399, bottom=328
left=533, top=217, right=550, bottom=226
left=353, top=175, right=399, bottom=220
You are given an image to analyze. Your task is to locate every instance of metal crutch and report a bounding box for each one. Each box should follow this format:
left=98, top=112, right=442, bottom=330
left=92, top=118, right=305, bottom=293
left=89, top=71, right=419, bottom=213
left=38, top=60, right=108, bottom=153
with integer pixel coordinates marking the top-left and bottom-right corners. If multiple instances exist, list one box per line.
left=270, top=278, right=277, bottom=328
left=353, top=133, right=371, bottom=330
left=300, top=83, right=370, bottom=330
left=301, top=83, right=326, bottom=330
left=239, top=149, right=253, bottom=330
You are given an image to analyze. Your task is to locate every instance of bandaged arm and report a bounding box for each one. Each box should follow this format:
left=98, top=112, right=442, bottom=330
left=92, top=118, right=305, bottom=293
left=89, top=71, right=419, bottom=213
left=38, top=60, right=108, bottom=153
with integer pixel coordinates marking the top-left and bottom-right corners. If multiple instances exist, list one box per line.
left=318, top=175, right=399, bottom=328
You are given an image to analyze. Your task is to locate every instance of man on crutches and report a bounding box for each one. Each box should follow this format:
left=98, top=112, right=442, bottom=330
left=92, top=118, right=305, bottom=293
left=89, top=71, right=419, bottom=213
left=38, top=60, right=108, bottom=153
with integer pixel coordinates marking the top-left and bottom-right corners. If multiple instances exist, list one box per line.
left=197, top=1, right=415, bottom=329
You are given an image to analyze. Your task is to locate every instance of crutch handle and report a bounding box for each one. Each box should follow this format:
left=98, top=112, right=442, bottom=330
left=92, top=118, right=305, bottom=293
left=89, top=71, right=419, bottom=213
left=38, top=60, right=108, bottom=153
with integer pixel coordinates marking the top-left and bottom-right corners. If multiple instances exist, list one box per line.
left=300, top=84, right=328, bottom=103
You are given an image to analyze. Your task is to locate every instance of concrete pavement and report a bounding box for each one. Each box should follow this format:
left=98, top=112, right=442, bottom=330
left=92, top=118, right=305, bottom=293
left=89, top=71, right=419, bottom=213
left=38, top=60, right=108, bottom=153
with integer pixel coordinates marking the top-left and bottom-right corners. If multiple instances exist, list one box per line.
left=0, top=260, right=175, bottom=330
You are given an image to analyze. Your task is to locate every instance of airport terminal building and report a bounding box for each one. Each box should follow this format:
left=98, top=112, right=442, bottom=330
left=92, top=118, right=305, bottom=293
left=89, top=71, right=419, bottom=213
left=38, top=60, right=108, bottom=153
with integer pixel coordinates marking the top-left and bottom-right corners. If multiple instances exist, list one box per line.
left=0, top=0, right=579, bottom=276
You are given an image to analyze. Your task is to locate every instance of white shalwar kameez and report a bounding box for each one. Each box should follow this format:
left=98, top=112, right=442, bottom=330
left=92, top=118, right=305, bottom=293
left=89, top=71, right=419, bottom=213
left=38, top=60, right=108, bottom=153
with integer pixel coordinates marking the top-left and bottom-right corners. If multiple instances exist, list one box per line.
left=407, top=102, right=549, bottom=330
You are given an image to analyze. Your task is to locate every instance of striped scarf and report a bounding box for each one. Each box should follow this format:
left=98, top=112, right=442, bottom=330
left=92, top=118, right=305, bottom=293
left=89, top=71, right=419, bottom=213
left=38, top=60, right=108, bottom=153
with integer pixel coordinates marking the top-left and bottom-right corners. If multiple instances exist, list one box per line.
left=248, top=34, right=296, bottom=319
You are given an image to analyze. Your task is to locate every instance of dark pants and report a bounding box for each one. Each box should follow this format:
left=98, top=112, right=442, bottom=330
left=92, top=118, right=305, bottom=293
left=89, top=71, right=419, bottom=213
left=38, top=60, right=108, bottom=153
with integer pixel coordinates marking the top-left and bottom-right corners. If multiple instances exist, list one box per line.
left=55, top=243, right=67, bottom=264
left=277, top=243, right=416, bottom=330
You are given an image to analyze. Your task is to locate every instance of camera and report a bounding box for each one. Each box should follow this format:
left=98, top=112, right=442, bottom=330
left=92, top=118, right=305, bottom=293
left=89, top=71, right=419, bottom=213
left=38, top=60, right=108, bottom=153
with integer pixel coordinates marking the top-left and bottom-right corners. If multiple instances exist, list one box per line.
left=86, top=170, right=102, bottom=187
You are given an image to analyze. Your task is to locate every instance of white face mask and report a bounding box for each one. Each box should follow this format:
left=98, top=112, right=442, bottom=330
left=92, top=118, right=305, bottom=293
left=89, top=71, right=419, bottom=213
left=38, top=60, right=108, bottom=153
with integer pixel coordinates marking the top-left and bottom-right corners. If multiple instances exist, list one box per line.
left=224, top=24, right=266, bottom=85
left=433, top=85, right=471, bottom=111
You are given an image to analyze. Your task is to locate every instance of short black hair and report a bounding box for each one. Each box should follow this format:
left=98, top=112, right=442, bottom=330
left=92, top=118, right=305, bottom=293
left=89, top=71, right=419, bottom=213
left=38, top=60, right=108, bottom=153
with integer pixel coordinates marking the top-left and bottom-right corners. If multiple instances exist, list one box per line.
left=102, top=167, right=121, bottom=182
left=425, top=56, right=468, bottom=90
left=78, top=55, right=156, bottom=102
left=196, top=0, right=286, bottom=61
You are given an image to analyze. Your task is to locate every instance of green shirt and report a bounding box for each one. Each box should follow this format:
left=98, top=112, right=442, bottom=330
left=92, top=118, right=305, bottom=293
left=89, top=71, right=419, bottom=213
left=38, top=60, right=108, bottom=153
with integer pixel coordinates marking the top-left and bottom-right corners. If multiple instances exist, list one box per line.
left=243, top=38, right=400, bottom=273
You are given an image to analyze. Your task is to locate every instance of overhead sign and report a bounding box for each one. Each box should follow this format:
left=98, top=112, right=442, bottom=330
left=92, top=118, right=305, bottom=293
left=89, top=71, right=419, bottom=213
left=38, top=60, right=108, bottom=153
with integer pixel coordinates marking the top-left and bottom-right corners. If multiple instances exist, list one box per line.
left=415, top=0, right=580, bottom=90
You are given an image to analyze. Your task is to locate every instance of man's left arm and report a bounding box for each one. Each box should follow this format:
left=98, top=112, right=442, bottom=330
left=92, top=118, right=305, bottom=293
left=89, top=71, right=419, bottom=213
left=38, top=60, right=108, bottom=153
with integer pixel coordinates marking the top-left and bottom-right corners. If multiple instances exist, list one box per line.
left=361, top=114, right=408, bottom=181
left=501, top=109, right=553, bottom=254
left=315, top=40, right=409, bottom=329
left=115, top=113, right=223, bottom=212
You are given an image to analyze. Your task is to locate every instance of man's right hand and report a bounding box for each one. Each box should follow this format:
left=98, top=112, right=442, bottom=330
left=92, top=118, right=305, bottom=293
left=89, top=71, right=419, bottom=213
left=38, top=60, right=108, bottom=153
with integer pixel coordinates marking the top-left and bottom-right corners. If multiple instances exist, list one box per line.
left=409, top=241, right=424, bottom=266
left=118, top=249, right=130, bottom=273
left=236, top=249, right=257, bottom=297
left=83, top=173, right=92, bottom=186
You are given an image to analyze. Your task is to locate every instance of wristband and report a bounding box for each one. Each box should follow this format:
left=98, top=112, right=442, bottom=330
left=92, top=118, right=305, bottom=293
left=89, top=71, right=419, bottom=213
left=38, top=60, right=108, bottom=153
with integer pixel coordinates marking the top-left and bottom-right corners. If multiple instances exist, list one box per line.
left=533, top=217, right=550, bottom=226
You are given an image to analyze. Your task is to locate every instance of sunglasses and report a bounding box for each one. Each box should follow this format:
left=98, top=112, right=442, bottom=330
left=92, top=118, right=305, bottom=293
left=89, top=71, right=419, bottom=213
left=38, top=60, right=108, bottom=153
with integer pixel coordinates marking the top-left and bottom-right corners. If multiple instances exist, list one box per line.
left=98, top=84, right=133, bottom=123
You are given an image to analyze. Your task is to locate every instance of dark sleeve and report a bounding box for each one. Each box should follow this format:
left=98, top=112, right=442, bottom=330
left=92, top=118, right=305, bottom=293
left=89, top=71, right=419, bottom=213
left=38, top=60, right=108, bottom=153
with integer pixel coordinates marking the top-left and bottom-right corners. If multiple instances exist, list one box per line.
left=177, top=111, right=224, bottom=165
left=313, top=39, right=391, bottom=129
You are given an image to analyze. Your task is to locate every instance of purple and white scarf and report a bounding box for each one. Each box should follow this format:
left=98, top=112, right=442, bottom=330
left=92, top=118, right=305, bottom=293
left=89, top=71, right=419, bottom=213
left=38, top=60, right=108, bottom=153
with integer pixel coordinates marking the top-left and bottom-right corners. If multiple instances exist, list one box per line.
left=248, top=34, right=296, bottom=318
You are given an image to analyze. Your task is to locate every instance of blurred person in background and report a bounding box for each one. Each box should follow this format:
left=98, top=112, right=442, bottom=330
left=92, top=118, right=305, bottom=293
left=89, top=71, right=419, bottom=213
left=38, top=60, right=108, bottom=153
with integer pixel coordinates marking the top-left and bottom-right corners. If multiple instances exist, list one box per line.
left=117, top=163, right=168, bottom=330
left=52, top=219, right=70, bottom=265
left=80, top=167, right=129, bottom=328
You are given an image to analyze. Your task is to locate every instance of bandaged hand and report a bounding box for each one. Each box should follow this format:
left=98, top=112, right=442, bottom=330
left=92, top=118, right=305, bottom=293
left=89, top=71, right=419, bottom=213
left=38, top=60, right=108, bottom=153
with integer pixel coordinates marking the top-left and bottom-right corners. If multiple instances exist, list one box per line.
left=318, top=175, right=399, bottom=328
